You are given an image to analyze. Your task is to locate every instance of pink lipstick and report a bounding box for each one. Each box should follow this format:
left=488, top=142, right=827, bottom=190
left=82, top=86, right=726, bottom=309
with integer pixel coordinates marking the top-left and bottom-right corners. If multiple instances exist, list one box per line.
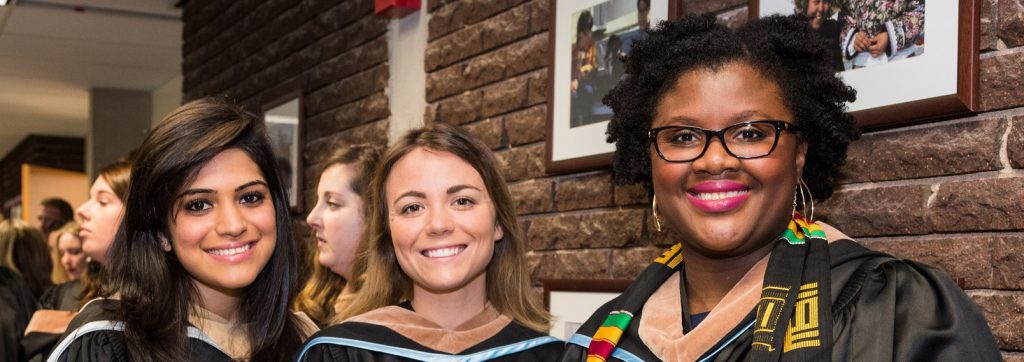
left=686, top=180, right=750, bottom=213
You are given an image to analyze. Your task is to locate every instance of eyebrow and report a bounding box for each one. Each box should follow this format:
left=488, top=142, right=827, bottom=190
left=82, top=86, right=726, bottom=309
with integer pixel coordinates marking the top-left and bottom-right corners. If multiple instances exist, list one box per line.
left=447, top=184, right=481, bottom=194
left=661, top=111, right=774, bottom=126
left=391, top=185, right=482, bottom=204
left=177, top=180, right=268, bottom=199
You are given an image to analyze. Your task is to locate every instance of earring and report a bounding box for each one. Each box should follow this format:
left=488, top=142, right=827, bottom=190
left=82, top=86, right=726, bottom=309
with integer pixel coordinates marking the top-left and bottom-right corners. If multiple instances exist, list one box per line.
left=159, top=234, right=172, bottom=252
left=797, top=179, right=815, bottom=221
left=652, top=196, right=663, bottom=232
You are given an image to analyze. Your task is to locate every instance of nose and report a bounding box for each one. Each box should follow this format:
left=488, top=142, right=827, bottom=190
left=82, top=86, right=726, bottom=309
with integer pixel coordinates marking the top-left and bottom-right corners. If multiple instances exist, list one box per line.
left=61, top=253, right=72, bottom=267
left=215, top=203, right=248, bottom=238
left=426, top=207, right=454, bottom=237
left=76, top=203, right=89, bottom=220
left=691, top=137, right=741, bottom=175
left=306, top=203, right=322, bottom=231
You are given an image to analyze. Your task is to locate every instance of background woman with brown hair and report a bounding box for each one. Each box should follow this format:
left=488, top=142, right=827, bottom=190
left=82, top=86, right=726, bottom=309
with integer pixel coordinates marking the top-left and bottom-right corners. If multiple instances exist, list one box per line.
left=295, top=144, right=383, bottom=327
left=299, top=124, right=561, bottom=361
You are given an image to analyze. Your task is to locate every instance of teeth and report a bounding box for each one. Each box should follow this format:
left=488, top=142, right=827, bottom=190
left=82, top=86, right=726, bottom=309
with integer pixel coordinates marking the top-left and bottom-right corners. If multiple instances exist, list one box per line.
left=208, top=243, right=252, bottom=256
left=695, top=190, right=748, bottom=201
left=423, top=246, right=465, bottom=258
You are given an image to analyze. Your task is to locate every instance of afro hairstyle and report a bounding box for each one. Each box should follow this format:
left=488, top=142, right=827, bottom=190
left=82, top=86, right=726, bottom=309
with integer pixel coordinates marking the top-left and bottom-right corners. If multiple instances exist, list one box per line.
left=604, top=14, right=859, bottom=201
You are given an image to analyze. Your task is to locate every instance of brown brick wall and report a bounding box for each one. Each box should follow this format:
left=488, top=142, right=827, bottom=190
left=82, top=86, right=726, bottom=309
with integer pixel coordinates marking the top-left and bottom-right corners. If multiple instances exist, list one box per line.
left=181, top=0, right=390, bottom=283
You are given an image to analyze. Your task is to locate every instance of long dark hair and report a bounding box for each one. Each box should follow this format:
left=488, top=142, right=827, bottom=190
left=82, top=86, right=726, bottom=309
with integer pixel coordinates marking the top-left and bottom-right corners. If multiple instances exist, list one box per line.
left=106, top=98, right=304, bottom=361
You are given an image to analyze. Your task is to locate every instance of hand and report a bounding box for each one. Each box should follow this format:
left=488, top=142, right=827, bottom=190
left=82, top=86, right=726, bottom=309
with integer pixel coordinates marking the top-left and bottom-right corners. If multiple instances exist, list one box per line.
left=868, top=32, right=889, bottom=57
left=853, top=31, right=871, bottom=52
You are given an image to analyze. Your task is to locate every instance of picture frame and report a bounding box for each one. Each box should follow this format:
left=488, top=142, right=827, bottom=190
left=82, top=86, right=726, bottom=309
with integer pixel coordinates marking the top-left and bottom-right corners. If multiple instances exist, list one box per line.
left=546, top=0, right=684, bottom=174
left=542, top=278, right=632, bottom=339
left=262, top=91, right=305, bottom=214
left=751, top=0, right=980, bottom=128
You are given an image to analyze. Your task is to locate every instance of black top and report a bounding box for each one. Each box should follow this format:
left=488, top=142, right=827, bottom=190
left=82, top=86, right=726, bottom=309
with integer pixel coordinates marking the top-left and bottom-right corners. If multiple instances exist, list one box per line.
left=1, top=266, right=37, bottom=362
left=300, top=318, right=564, bottom=361
left=47, top=299, right=232, bottom=362
left=23, top=280, right=85, bottom=361
left=561, top=240, right=1001, bottom=361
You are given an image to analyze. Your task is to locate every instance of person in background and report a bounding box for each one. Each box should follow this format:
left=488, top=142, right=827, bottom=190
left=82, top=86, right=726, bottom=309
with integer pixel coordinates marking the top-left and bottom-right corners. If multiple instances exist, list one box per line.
left=0, top=219, right=53, bottom=300
left=22, top=160, right=132, bottom=361
left=38, top=198, right=73, bottom=238
left=49, top=98, right=316, bottom=361
left=1, top=264, right=36, bottom=362
left=296, top=144, right=384, bottom=327
left=637, top=0, right=650, bottom=32
left=53, top=222, right=86, bottom=282
left=299, top=124, right=561, bottom=361
left=796, top=0, right=843, bottom=72
left=561, top=14, right=998, bottom=361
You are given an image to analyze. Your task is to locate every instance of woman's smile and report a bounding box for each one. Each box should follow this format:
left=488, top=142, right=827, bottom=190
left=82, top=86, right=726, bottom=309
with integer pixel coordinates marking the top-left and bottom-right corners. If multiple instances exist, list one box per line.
left=686, top=180, right=751, bottom=213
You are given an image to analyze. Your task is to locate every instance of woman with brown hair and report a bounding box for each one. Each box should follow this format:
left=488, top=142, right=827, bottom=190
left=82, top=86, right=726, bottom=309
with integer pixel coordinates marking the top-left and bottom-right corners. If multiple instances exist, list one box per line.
left=49, top=98, right=315, bottom=361
left=299, top=124, right=561, bottom=361
left=295, top=144, right=383, bottom=327
left=22, top=160, right=131, bottom=361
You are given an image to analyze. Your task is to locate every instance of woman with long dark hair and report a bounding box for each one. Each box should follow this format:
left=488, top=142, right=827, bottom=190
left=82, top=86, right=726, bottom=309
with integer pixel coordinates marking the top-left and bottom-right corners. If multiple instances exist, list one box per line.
left=48, top=98, right=315, bottom=361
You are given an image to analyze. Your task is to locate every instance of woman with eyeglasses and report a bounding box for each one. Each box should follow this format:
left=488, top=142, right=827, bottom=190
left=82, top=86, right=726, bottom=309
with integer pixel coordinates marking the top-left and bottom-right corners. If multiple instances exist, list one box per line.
left=561, top=15, right=999, bottom=361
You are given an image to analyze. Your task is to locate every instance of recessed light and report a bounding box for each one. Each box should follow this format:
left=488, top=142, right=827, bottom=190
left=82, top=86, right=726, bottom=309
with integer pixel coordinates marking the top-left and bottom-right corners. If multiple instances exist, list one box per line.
left=0, top=0, right=9, bottom=6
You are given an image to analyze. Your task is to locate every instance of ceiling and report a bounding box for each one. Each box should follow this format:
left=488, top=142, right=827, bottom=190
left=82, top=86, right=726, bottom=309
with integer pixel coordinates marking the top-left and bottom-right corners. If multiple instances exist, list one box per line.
left=0, top=0, right=182, bottom=159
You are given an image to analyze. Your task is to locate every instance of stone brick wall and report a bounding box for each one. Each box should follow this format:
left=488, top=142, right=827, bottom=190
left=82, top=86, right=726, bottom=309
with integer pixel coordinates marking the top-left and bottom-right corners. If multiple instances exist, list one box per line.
left=181, top=0, right=390, bottom=281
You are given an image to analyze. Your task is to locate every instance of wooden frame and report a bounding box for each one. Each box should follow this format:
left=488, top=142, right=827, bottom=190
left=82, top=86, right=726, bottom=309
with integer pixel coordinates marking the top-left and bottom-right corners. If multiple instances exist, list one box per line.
left=546, top=0, right=684, bottom=174
left=751, top=0, right=980, bottom=129
left=262, top=90, right=305, bottom=214
left=542, top=278, right=632, bottom=339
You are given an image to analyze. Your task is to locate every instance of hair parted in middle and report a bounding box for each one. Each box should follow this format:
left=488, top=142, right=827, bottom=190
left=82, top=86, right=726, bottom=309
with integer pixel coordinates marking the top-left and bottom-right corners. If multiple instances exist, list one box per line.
left=338, top=123, right=550, bottom=333
left=105, top=97, right=306, bottom=362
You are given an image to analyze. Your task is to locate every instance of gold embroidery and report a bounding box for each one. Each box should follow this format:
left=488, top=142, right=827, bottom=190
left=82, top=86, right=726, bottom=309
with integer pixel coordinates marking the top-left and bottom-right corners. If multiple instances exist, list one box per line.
left=654, top=243, right=684, bottom=268
left=783, top=283, right=821, bottom=352
left=752, top=285, right=790, bottom=351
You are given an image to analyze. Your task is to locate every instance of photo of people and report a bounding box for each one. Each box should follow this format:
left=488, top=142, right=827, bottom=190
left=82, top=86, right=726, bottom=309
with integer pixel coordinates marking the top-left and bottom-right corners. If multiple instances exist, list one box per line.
left=787, top=0, right=925, bottom=71
left=570, top=0, right=651, bottom=128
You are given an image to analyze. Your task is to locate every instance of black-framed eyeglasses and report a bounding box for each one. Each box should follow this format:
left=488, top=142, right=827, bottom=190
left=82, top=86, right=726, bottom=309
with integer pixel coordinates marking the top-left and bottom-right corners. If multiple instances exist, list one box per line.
left=648, top=120, right=799, bottom=163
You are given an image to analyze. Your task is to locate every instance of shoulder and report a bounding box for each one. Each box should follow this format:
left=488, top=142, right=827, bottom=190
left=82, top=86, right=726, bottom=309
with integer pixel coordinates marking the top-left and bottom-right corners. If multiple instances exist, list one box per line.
left=827, top=240, right=1001, bottom=360
left=47, top=300, right=128, bottom=362
left=40, top=281, right=82, bottom=310
left=465, top=321, right=564, bottom=360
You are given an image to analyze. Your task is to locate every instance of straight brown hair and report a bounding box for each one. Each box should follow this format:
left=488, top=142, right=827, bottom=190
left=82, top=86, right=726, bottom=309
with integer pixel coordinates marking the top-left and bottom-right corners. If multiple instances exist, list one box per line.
left=338, top=124, right=549, bottom=332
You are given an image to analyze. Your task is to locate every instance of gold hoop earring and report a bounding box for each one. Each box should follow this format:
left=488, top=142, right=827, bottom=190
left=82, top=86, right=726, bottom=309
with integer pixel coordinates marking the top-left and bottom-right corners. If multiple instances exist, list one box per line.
left=797, top=179, right=815, bottom=221
left=652, top=196, right=663, bottom=232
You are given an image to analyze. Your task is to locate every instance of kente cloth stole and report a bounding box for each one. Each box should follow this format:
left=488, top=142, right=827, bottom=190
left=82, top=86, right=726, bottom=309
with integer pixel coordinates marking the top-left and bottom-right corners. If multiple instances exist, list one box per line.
left=586, top=214, right=833, bottom=362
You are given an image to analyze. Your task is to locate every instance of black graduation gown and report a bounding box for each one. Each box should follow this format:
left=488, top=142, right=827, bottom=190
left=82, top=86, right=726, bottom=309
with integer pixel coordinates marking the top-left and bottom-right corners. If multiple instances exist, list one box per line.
left=46, top=299, right=233, bottom=362
left=299, top=314, right=564, bottom=361
left=560, top=240, right=1001, bottom=361
left=1, top=266, right=37, bottom=362
left=23, top=280, right=83, bottom=361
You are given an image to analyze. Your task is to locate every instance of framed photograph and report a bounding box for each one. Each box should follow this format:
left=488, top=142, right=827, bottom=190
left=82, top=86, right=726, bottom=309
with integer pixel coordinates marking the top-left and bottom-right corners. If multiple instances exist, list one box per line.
left=751, top=0, right=980, bottom=128
left=546, top=0, right=684, bottom=174
left=262, top=91, right=305, bottom=214
left=542, top=279, right=632, bottom=339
